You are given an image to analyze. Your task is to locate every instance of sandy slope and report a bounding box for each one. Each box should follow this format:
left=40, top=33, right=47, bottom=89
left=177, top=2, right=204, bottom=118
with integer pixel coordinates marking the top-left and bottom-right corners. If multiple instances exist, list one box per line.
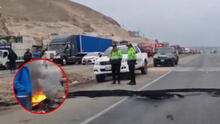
left=0, top=0, right=152, bottom=42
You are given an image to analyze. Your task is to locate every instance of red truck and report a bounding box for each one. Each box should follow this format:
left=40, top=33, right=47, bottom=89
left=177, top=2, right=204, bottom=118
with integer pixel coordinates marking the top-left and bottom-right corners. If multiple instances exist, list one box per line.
left=138, top=43, right=156, bottom=57
left=156, top=42, right=169, bottom=49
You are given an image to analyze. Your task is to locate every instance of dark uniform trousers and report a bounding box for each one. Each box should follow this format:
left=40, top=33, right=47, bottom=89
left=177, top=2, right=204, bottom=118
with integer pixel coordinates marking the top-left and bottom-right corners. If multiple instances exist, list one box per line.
left=110, top=59, right=121, bottom=83
left=128, top=60, right=136, bottom=84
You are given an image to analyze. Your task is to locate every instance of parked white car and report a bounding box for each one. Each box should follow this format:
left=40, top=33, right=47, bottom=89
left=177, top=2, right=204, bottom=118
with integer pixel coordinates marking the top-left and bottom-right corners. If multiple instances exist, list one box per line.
left=94, top=44, right=148, bottom=82
left=82, top=52, right=102, bottom=65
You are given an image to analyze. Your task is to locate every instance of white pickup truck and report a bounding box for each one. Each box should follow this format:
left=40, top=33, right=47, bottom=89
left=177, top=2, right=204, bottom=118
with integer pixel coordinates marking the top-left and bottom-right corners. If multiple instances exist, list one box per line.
left=94, top=44, right=148, bottom=82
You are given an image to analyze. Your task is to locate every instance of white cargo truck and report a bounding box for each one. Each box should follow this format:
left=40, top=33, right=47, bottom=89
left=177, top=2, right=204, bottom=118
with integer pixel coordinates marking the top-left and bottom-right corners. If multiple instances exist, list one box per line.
left=0, top=36, right=35, bottom=69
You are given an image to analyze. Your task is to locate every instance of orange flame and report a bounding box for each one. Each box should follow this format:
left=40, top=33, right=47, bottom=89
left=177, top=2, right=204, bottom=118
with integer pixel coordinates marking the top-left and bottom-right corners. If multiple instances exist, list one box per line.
left=32, top=91, right=47, bottom=106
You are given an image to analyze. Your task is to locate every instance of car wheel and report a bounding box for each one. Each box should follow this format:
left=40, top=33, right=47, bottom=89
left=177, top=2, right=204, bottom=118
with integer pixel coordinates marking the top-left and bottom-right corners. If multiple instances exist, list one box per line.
left=170, top=60, right=175, bottom=67
left=176, top=58, right=179, bottom=65
left=175, top=60, right=178, bottom=65
left=141, top=61, right=148, bottom=74
left=78, top=61, right=82, bottom=64
left=96, top=75, right=105, bottom=83
left=1, top=65, right=6, bottom=70
left=6, top=62, right=10, bottom=70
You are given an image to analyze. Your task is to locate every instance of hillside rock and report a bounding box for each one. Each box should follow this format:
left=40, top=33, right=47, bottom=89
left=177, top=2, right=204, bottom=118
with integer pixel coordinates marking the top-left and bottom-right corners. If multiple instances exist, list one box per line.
left=0, top=12, right=10, bottom=35
left=0, top=0, right=152, bottom=42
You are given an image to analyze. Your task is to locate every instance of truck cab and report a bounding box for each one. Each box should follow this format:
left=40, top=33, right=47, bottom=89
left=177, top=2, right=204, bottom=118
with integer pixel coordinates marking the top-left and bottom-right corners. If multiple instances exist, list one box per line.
left=45, top=35, right=84, bottom=65
left=0, top=50, right=9, bottom=69
left=45, top=35, right=113, bottom=65
left=94, top=44, right=148, bottom=82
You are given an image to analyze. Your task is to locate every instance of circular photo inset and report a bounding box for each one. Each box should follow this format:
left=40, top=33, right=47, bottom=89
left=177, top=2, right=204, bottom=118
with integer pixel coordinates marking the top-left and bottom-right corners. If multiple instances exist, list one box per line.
left=13, top=59, right=69, bottom=114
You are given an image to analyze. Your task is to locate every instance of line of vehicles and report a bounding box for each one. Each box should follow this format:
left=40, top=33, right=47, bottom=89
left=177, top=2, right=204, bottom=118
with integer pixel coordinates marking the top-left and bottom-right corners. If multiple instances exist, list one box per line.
left=0, top=34, right=196, bottom=82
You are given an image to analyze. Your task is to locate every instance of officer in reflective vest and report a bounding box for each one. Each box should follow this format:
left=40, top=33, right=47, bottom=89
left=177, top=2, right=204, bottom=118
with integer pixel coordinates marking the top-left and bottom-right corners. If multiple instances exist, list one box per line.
left=109, top=44, right=122, bottom=84
left=127, top=43, right=137, bottom=85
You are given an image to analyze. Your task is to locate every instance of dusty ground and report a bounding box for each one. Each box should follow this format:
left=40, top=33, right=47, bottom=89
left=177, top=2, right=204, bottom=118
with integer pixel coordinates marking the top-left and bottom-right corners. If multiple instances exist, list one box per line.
left=0, top=54, right=193, bottom=105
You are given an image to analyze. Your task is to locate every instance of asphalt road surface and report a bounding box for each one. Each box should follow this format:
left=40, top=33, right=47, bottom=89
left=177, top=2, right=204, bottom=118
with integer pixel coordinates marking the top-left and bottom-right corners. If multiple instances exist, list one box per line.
left=1, top=54, right=220, bottom=124
left=85, top=54, right=220, bottom=124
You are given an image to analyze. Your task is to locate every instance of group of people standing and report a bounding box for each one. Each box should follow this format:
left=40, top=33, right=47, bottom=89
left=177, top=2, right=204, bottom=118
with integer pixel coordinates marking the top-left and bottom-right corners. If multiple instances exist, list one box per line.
left=7, top=47, right=43, bottom=73
left=109, top=43, right=137, bottom=85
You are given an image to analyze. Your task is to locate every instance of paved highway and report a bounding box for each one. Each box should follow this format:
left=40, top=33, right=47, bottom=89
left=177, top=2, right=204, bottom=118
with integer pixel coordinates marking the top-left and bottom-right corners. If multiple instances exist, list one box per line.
left=87, top=54, right=220, bottom=124
left=1, top=54, right=219, bottom=124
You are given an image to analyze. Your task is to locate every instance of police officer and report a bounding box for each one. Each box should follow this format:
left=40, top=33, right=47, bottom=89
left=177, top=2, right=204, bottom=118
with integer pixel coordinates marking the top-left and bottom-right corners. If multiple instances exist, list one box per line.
left=109, top=44, right=122, bottom=84
left=127, top=43, right=137, bottom=85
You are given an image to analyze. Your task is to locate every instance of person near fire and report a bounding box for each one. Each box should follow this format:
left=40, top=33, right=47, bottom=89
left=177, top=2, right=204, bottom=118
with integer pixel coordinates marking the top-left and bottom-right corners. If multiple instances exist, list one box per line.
left=14, top=66, right=33, bottom=110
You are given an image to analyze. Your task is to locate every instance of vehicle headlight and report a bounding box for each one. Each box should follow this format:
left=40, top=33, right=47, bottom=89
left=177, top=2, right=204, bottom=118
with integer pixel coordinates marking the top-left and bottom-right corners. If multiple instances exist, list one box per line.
left=95, top=61, right=100, bottom=65
left=153, top=54, right=158, bottom=59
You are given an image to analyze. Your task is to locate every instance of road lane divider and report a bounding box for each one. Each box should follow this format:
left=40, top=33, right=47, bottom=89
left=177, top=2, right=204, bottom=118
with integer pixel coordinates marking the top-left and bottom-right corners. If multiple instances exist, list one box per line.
left=80, top=70, right=173, bottom=124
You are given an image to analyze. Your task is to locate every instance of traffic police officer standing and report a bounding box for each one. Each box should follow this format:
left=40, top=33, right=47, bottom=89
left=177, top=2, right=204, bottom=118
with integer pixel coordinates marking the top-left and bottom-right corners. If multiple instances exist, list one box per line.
left=127, top=43, right=137, bottom=85
left=109, top=44, right=122, bottom=84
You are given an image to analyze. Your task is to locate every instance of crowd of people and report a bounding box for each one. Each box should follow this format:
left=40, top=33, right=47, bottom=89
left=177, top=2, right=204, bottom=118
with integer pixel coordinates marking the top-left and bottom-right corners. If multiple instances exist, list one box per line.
left=7, top=47, right=43, bottom=73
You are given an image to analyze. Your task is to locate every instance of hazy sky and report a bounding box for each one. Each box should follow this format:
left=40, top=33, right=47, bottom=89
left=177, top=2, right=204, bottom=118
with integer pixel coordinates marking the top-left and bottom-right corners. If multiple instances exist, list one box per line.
left=73, top=0, right=220, bottom=47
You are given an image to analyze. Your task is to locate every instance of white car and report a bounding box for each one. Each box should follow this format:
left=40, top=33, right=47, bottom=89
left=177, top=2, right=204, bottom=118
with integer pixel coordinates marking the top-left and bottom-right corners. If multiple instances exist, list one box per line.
left=94, top=44, right=148, bottom=82
left=82, top=52, right=102, bottom=65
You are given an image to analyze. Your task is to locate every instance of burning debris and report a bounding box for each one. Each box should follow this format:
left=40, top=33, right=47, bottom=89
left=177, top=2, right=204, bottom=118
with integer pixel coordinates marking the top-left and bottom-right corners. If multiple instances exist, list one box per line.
left=32, top=97, right=63, bottom=113
left=32, top=91, right=47, bottom=107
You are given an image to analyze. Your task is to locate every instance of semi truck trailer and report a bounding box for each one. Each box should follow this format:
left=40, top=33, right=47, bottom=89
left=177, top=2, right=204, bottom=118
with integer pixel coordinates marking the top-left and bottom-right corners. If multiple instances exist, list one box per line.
left=44, top=35, right=113, bottom=65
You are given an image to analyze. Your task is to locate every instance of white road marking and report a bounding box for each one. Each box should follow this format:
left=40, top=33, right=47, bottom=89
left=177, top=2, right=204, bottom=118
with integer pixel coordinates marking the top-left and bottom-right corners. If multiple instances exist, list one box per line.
left=173, top=67, right=220, bottom=72
left=80, top=70, right=173, bottom=124
left=138, top=70, right=172, bottom=91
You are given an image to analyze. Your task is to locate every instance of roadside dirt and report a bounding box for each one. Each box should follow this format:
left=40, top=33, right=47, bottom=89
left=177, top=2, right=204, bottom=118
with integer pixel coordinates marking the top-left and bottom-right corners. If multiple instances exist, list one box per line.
left=0, top=54, right=195, bottom=107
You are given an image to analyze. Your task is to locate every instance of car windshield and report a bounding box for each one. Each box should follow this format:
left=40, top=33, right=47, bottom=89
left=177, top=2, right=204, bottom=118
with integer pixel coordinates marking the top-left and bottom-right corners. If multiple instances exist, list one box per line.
left=143, top=47, right=152, bottom=51
left=86, top=52, right=99, bottom=56
left=104, top=46, right=128, bottom=56
left=48, top=44, right=66, bottom=53
left=157, top=48, right=174, bottom=54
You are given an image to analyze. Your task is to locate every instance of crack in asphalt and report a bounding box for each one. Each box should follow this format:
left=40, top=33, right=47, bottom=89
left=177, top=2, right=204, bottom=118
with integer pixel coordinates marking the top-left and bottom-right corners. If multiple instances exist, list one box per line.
left=68, top=88, right=220, bottom=100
